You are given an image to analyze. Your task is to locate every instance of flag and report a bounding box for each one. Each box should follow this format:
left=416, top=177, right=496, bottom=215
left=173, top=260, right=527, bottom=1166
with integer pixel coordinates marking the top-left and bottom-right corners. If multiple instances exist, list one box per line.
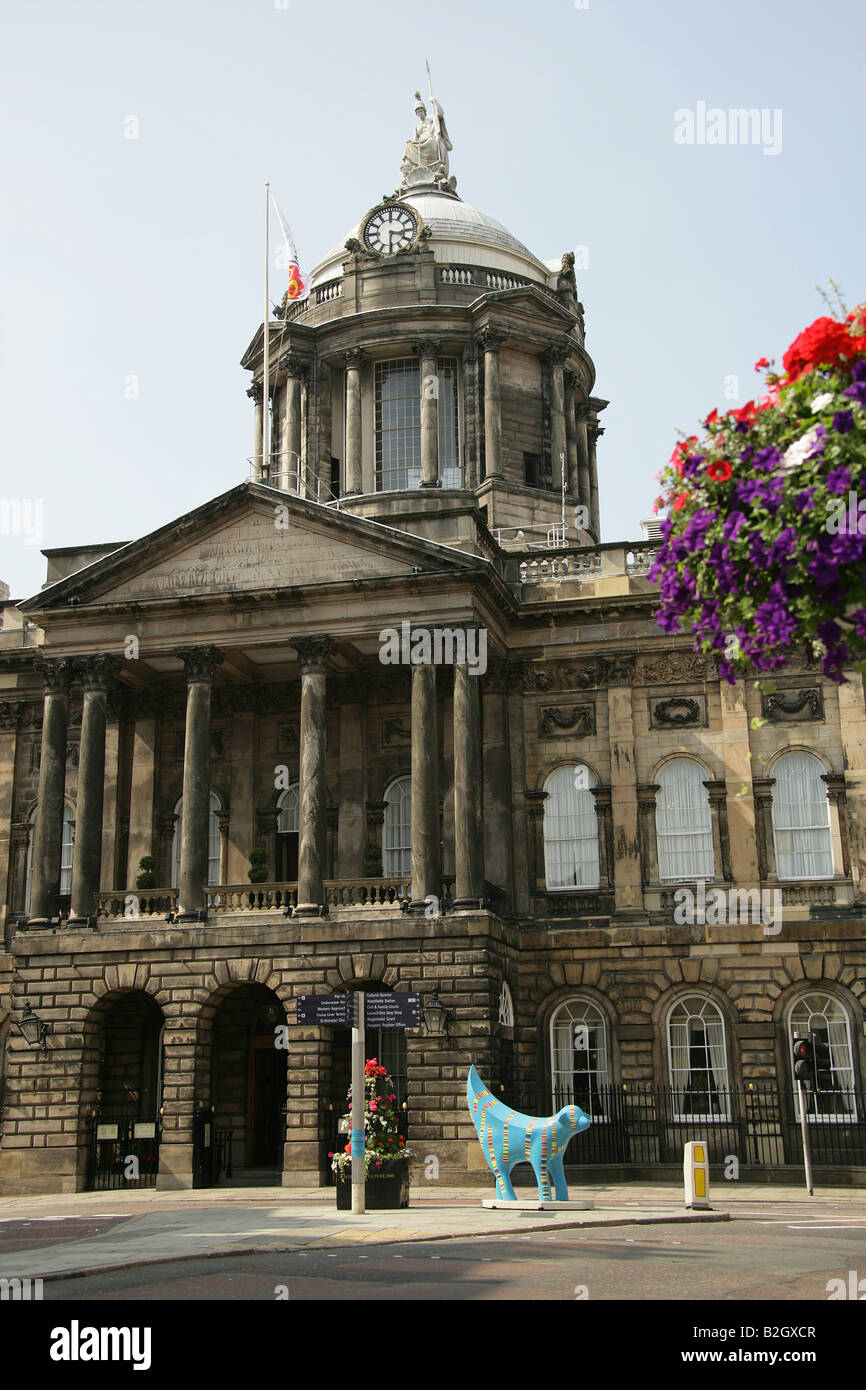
left=271, top=195, right=309, bottom=303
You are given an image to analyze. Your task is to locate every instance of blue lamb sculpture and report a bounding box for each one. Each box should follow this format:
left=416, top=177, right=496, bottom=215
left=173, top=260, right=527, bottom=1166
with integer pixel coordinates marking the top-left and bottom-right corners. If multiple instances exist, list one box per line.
left=467, top=1063, right=591, bottom=1201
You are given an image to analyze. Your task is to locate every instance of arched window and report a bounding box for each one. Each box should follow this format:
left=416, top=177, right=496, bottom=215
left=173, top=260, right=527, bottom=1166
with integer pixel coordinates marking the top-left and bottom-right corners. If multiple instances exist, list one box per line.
left=656, top=759, right=714, bottom=882
left=543, top=766, right=599, bottom=890
left=171, top=793, right=222, bottom=888
left=550, top=998, right=609, bottom=1118
left=25, top=802, right=74, bottom=912
left=772, top=752, right=833, bottom=880
left=276, top=785, right=299, bottom=881
left=383, top=777, right=412, bottom=876
left=788, top=993, right=857, bottom=1121
left=667, top=995, right=730, bottom=1118
left=277, top=785, right=299, bottom=833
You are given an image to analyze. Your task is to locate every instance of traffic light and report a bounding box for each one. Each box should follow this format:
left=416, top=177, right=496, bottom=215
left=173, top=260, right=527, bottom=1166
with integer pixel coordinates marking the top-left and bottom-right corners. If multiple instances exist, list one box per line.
left=792, top=1035, right=815, bottom=1086
left=811, top=1035, right=833, bottom=1091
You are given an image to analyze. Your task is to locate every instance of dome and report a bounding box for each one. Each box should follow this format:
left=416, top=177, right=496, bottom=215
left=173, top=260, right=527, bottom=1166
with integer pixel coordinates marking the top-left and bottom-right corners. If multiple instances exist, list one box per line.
left=310, top=190, right=554, bottom=289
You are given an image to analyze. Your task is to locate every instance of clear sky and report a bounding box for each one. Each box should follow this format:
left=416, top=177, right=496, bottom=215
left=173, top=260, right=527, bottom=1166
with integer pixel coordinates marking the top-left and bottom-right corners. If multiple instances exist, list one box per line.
left=1, top=0, right=863, bottom=599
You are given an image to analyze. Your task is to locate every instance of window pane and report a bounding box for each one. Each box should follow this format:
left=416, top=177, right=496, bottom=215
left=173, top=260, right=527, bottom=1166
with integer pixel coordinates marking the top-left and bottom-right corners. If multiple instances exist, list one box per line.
left=773, top=753, right=833, bottom=879
left=551, top=998, right=608, bottom=1119
left=384, top=777, right=412, bottom=876
left=543, top=766, right=599, bottom=889
left=656, top=759, right=714, bottom=881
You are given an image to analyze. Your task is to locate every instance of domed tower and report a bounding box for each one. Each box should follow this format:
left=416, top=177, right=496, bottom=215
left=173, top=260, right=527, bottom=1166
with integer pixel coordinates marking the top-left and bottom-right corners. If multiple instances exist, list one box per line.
left=241, top=88, right=607, bottom=550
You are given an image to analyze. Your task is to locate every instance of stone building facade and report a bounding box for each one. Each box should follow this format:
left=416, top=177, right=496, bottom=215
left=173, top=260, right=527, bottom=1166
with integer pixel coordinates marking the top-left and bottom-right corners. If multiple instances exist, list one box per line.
left=1, top=100, right=864, bottom=1194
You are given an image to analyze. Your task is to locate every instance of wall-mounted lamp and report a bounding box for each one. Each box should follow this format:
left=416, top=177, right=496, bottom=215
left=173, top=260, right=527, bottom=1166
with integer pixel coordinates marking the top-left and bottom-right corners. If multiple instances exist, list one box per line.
left=16, top=1000, right=52, bottom=1053
left=421, top=988, right=451, bottom=1039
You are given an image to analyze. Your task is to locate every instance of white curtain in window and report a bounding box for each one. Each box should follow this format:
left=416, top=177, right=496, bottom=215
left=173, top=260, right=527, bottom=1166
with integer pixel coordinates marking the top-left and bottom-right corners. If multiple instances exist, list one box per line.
left=667, top=996, right=730, bottom=1118
left=277, top=786, right=299, bottom=834
left=384, top=776, right=412, bottom=876
left=25, top=803, right=75, bottom=911
left=773, top=752, right=833, bottom=879
left=789, top=992, right=856, bottom=1120
left=172, top=793, right=221, bottom=888
left=656, top=759, right=714, bottom=882
left=543, top=766, right=599, bottom=889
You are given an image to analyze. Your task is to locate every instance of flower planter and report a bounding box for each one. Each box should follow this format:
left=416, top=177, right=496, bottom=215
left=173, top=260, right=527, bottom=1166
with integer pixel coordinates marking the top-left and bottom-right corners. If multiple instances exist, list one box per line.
left=335, top=1159, right=410, bottom=1210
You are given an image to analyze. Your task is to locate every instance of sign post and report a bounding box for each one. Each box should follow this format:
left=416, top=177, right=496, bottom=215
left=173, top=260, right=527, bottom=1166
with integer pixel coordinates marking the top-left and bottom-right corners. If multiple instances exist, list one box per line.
left=351, top=996, right=366, bottom=1214
left=295, top=990, right=422, bottom=1216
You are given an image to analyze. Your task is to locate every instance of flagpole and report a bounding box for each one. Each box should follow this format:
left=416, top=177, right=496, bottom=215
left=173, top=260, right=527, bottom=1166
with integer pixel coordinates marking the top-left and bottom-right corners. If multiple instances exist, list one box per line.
left=262, top=180, right=270, bottom=482
left=426, top=59, right=441, bottom=139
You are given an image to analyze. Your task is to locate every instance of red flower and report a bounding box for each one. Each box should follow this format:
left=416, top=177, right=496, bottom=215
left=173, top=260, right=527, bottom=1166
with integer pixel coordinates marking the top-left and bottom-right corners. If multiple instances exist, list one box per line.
left=673, top=492, right=690, bottom=512
left=706, top=459, right=732, bottom=482
left=703, top=408, right=719, bottom=428
left=730, top=400, right=756, bottom=423
left=754, top=356, right=770, bottom=371
left=782, top=315, right=863, bottom=382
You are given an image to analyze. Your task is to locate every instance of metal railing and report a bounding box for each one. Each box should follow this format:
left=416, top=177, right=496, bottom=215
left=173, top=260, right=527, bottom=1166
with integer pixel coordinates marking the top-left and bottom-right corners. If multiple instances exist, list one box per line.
left=549, top=1084, right=866, bottom=1169
left=85, top=1114, right=161, bottom=1190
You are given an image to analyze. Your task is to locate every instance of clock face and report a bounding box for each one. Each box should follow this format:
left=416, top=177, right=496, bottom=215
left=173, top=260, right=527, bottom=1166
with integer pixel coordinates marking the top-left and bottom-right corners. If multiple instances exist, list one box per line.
left=363, top=204, right=419, bottom=256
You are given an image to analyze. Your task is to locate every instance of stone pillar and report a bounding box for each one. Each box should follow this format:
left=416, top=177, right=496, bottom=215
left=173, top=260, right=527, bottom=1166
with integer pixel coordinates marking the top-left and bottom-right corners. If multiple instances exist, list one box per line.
left=248, top=383, right=264, bottom=477
left=719, top=679, right=760, bottom=884
left=636, top=784, right=661, bottom=885
left=564, top=370, right=580, bottom=501
left=752, top=778, right=778, bottom=881
left=546, top=346, right=568, bottom=491
left=69, top=656, right=113, bottom=924
left=705, top=779, right=732, bottom=881
left=478, top=329, right=505, bottom=481
left=416, top=339, right=440, bottom=488
left=587, top=418, right=602, bottom=535
left=590, top=785, right=614, bottom=889
left=822, top=774, right=849, bottom=878
left=453, top=661, right=484, bottom=906
left=175, top=646, right=222, bottom=920
left=27, top=659, right=70, bottom=926
left=227, top=709, right=255, bottom=885
left=576, top=407, right=592, bottom=516
left=481, top=672, right=512, bottom=907
left=338, top=703, right=365, bottom=878
left=281, top=354, right=305, bottom=492
left=607, top=678, right=645, bottom=921
left=293, top=636, right=329, bottom=915
left=836, top=676, right=866, bottom=895
left=125, top=699, right=159, bottom=887
left=524, top=790, right=548, bottom=894
left=343, top=349, right=363, bottom=495
left=410, top=664, right=439, bottom=910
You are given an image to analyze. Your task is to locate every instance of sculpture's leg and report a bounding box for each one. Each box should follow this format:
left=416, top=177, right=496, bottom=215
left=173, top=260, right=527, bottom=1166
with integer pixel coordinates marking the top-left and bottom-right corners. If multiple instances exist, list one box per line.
left=497, top=1160, right=517, bottom=1202
left=549, top=1155, right=569, bottom=1202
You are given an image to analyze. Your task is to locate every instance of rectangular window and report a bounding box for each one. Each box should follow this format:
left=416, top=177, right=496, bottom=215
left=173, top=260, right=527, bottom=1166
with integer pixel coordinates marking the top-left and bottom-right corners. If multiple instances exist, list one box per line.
left=524, top=452, right=540, bottom=488
left=375, top=358, right=460, bottom=491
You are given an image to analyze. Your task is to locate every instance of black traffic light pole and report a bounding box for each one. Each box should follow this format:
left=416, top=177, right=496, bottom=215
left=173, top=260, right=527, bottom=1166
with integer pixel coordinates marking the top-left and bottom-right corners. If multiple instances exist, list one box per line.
left=792, top=1034, right=815, bottom=1196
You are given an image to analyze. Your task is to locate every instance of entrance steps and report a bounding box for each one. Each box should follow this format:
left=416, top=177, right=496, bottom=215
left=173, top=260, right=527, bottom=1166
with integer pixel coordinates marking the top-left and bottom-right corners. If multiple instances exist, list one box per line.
left=222, top=1167, right=282, bottom=1188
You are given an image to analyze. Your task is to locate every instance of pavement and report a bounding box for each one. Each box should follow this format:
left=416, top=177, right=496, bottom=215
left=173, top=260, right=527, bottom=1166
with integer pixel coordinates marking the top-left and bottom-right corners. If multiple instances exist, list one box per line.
left=0, top=1180, right=862, bottom=1283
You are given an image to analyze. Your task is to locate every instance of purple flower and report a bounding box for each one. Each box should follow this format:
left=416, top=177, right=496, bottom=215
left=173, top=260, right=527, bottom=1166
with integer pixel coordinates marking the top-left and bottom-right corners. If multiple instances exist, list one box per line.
left=852, top=609, right=866, bottom=638
left=722, top=510, right=747, bottom=540
left=832, top=409, right=855, bottom=435
left=844, top=381, right=866, bottom=408
left=794, top=487, right=816, bottom=514
left=807, top=552, right=839, bottom=588
left=826, top=466, right=852, bottom=495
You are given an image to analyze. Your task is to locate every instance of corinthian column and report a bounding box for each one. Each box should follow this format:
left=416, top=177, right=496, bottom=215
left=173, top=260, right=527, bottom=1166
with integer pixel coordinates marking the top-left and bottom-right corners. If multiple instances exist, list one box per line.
left=280, top=353, right=305, bottom=492
left=248, top=383, right=264, bottom=478
left=477, top=329, right=506, bottom=481
left=416, top=339, right=440, bottom=488
left=69, top=656, right=113, bottom=924
left=546, top=345, right=569, bottom=491
left=176, top=646, right=222, bottom=920
left=343, top=349, right=363, bottom=495
left=410, top=664, right=438, bottom=911
left=453, top=659, right=484, bottom=907
left=293, top=636, right=330, bottom=915
left=564, top=369, right=580, bottom=500
left=27, top=659, right=70, bottom=926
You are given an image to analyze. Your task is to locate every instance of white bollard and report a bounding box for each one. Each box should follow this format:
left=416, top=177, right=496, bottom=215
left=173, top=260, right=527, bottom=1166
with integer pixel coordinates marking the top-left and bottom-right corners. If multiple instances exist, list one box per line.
left=683, top=1140, right=711, bottom=1209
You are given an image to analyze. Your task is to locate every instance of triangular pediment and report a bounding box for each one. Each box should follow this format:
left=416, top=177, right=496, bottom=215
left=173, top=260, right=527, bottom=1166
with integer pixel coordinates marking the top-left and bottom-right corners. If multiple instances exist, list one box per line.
left=24, top=483, right=484, bottom=611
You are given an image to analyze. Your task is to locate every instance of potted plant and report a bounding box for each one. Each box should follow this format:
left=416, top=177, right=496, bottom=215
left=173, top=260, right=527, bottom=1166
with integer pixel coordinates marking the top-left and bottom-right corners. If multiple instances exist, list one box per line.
left=330, top=1058, right=412, bottom=1210
left=650, top=296, right=866, bottom=684
left=135, top=856, right=155, bottom=890
left=247, top=847, right=269, bottom=883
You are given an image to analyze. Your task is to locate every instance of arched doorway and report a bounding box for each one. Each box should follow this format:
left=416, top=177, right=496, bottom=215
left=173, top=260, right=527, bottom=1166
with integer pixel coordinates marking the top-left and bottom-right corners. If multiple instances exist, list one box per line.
left=326, top=982, right=408, bottom=1183
left=79, top=991, right=165, bottom=1190
left=206, top=983, right=287, bottom=1184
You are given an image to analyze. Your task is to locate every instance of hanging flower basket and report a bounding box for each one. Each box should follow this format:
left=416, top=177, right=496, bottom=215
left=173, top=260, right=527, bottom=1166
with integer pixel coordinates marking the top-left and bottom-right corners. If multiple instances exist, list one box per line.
left=650, top=303, right=866, bottom=683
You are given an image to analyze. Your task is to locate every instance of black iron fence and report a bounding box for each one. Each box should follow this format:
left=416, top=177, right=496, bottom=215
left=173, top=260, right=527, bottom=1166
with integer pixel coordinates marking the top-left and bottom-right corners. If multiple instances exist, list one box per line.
left=192, top=1105, right=234, bottom=1187
left=552, top=1084, right=866, bottom=1169
left=86, top=1115, right=161, bottom=1191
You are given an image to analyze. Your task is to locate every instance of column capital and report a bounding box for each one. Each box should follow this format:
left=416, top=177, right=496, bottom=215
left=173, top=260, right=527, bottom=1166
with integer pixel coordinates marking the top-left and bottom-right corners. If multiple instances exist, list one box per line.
left=636, top=783, right=661, bottom=807
left=414, top=338, right=440, bottom=360
left=175, top=645, right=223, bottom=684
left=292, top=635, right=331, bottom=673
left=35, top=657, right=71, bottom=694
left=703, top=778, right=728, bottom=804
left=751, top=776, right=776, bottom=808
left=524, top=788, right=548, bottom=821
left=542, top=342, right=571, bottom=367
left=279, top=351, right=309, bottom=379
left=821, top=772, right=846, bottom=804
left=342, top=347, right=364, bottom=370
left=563, top=368, right=579, bottom=394
left=73, top=654, right=116, bottom=692
left=247, top=382, right=263, bottom=404
left=476, top=327, right=507, bottom=355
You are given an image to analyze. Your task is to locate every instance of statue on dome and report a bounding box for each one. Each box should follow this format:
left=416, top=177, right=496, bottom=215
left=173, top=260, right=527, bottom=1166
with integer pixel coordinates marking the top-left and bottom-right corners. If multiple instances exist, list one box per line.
left=400, top=90, right=454, bottom=191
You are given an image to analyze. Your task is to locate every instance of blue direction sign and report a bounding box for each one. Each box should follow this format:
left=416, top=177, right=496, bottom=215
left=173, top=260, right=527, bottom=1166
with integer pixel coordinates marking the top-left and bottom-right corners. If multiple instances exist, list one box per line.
left=364, top=992, right=421, bottom=1029
left=295, top=993, right=358, bottom=1026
